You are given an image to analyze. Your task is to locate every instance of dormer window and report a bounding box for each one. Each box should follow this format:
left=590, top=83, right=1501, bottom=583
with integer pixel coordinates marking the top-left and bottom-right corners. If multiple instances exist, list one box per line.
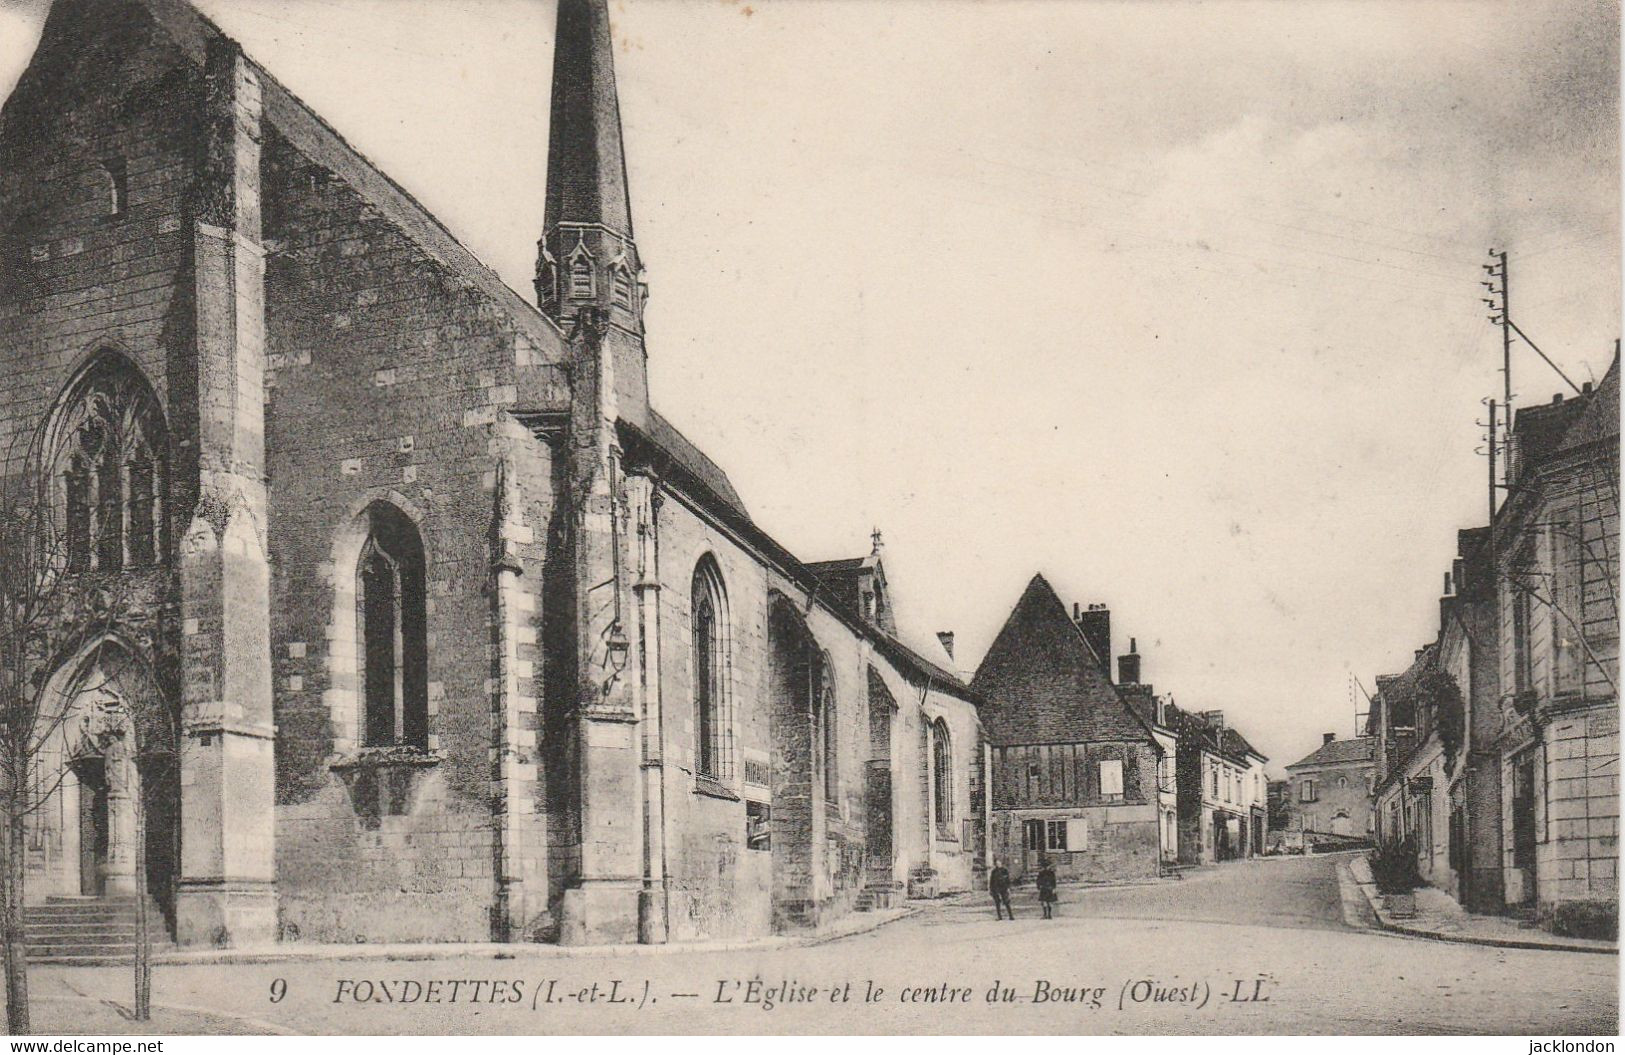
left=609, top=257, right=634, bottom=311
left=567, top=240, right=595, bottom=300
left=535, top=249, right=558, bottom=306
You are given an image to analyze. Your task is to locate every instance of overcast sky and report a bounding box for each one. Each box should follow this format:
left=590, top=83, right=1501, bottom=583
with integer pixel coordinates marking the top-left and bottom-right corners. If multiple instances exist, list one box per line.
left=0, top=0, right=1617, bottom=771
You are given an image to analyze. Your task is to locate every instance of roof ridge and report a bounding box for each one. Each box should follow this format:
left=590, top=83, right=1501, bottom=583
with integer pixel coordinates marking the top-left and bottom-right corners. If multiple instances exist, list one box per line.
left=130, top=0, right=562, bottom=349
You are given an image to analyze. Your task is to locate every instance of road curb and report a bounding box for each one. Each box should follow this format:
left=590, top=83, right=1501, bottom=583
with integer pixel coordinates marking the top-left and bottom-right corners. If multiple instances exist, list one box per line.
left=1337, top=859, right=1618, bottom=956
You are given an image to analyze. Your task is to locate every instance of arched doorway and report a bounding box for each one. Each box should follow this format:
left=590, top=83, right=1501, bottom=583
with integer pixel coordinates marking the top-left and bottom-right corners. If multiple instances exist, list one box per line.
left=1330, top=810, right=1353, bottom=837
left=39, top=641, right=179, bottom=928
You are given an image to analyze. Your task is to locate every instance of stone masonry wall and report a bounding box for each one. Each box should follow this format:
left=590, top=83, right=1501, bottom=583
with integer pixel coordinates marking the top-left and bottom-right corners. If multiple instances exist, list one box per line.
left=257, top=123, right=568, bottom=943
left=0, top=4, right=197, bottom=911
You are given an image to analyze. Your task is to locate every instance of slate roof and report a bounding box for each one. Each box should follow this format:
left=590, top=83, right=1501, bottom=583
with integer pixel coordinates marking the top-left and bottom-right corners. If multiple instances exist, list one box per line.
left=805, top=557, right=869, bottom=615
left=971, top=574, right=1156, bottom=748
left=1219, top=727, right=1267, bottom=763
left=639, top=411, right=750, bottom=521
left=1555, top=353, right=1620, bottom=455
left=1286, top=736, right=1375, bottom=771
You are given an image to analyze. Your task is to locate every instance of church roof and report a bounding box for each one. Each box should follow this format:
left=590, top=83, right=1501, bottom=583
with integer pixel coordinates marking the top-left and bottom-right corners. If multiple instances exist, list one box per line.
left=638, top=410, right=751, bottom=521
left=78, top=0, right=562, bottom=354
left=79, top=0, right=753, bottom=522
left=971, top=574, right=1156, bottom=748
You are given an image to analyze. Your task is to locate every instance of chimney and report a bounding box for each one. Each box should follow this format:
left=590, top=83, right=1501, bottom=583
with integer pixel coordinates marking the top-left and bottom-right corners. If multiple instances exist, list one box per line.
left=1076, top=604, right=1111, bottom=678
left=1116, top=636, right=1141, bottom=685
left=1323, top=732, right=1336, bottom=745
left=936, top=631, right=955, bottom=661
left=1201, top=709, right=1225, bottom=730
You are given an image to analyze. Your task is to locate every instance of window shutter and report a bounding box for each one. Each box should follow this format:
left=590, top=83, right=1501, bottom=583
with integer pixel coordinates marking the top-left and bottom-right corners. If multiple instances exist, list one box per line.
left=1066, top=817, right=1089, bottom=850
left=1100, top=759, right=1123, bottom=796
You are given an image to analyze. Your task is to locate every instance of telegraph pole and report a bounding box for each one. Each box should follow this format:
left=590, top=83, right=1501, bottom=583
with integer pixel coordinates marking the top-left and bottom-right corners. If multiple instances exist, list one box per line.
left=1482, top=250, right=1511, bottom=490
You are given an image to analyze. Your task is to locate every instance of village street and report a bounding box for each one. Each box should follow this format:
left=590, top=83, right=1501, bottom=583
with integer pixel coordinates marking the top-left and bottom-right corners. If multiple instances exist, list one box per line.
left=17, top=853, right=1616, bottom=1036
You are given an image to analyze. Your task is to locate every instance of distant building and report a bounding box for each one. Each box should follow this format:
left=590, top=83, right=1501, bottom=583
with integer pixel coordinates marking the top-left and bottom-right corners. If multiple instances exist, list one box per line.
left=973, top=576, right=1166, bottom=883
left=1285, top=734, right=1376, bottom=851
left=1266, top=780, right=1291, bottom=845
left=1167, top=706, right=1269, bottom=863
left=1116, top=639, right=1179, bottom=863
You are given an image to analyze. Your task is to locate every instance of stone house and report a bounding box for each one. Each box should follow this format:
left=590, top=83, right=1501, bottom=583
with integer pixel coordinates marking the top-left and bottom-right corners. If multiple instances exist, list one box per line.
left=0, top=0, right=987, bottom=948
left=1369, top=352, right=1618, bottom=939
left=1369, top=644, right=1459, bottom=895
left=1283, top=734, right=1375, bottom=850
left=1490, top=359, right=1619, bottom=934
left=1167, top=706, right=1267, bottom=863
left=973, top=576, right=1167, bottom=883
left=1114, top=638, right=1179, bottom=863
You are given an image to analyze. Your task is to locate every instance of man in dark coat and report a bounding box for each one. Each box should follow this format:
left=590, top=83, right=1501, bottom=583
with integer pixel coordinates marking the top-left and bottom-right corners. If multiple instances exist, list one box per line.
left=1036, top=857, right=1058, bottom=919
left=989, top=860, right=1013, bottom=920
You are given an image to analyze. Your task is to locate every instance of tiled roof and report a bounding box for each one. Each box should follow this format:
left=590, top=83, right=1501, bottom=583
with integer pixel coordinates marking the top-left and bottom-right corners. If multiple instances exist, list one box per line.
left=1286, top=736, right=1375, bottom=770
left=971, top=575, right=1155, bottom=748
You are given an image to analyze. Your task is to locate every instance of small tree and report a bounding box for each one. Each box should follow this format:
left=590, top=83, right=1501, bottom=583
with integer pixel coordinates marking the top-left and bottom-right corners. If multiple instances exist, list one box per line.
left=0, top=427, right=138, bottom=1033
left=1368, top=835, right=1423, bottom=895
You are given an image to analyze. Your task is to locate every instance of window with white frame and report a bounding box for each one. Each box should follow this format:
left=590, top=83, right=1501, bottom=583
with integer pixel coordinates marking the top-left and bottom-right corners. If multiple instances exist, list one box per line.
left=1099, top=758, right=1123, bottom=798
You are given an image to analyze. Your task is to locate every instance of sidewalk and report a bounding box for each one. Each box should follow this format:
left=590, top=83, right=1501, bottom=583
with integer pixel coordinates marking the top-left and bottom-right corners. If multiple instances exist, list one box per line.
left=1340, top=855, right=1617, bottom=955
left=81, top=904, right=919, bottom=967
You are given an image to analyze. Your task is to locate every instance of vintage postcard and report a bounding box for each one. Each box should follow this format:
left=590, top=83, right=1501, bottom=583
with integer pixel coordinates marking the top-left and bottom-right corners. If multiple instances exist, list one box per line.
left=0, top=0, right=1617, bottom=1041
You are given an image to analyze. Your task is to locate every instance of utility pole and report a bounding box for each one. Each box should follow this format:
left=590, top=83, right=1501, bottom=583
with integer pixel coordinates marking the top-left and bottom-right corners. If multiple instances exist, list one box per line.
left=1482, top=250, right=1511, bottom=491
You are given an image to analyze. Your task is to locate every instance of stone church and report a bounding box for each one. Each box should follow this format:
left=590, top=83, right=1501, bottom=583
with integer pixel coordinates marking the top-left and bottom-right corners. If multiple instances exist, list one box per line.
left=0, top=0, right=987, bottom=947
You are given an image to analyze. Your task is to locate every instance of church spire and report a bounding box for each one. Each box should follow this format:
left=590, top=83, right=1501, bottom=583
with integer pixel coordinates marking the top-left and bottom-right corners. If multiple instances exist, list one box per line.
left=537, top=0, right=643, bottom=333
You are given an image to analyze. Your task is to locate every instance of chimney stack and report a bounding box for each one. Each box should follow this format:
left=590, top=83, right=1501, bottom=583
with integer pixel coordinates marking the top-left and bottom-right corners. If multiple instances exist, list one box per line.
left=1323, top=732, right=1336, bottom=745
left=1076, top=604, right=1112, bottom=679
left=1201, top=709, right=1225, bottom=730
left=936, top=631, right=955, bottom=661
left=1117, top=636, right=1141, bottom=686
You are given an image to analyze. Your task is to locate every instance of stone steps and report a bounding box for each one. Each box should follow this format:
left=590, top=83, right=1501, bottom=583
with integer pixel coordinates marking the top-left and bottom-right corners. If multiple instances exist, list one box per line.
left=23, top=896, right=172, bottom=962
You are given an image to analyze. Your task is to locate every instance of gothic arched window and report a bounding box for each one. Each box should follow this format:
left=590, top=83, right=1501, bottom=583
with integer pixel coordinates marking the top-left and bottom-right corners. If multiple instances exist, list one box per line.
left=356, top=502, right=428, bottom=748
left=692, top=557, right=730, bottom=781
left=49, top=355, right=167, bottom=573
left=932, top=718, right=953, bottom=833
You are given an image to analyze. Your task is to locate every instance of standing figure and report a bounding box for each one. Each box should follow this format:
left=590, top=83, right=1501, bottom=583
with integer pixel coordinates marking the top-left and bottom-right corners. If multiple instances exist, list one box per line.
left=989, top=860, right=1013, bottom=920
left=1036, top=857, right=1058, bottom=919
